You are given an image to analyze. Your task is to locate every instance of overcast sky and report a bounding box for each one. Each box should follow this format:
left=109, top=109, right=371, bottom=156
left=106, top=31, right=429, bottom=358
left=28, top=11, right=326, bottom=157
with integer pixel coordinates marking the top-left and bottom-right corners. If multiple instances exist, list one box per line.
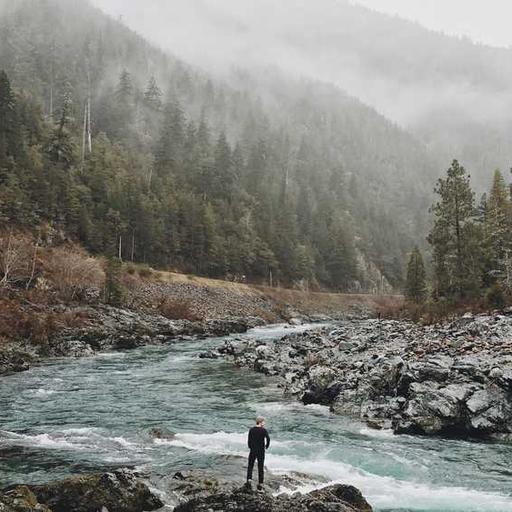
left=353, top=0, right=512, bottom=48
left=93, top=0, right=512, bottom=49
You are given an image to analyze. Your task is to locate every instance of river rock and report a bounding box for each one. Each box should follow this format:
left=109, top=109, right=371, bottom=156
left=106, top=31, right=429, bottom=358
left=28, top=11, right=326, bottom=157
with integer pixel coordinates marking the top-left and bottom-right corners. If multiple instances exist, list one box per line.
left=0, top=346, right=34, bottom=375
left=0, top=469, right=163, bottom=512
left=149, top=427, right=177, bottom=440
left=0, top=485, right=52, bottom=512
left=0, top=304, right=263, bottom=377
left=174, top=483, right=373, bottom=512
left=203, top=318, right=250, bottom=336
left=210, top=313, right=512, bottom=439
left=46, top=339, right=95, bottom=358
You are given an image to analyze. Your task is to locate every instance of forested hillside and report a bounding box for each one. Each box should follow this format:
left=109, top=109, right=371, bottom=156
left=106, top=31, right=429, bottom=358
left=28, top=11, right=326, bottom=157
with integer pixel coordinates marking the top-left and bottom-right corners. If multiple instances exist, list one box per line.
left=0, top=0, right=439, bottom=291
left=109, top=0, right=512, bottom=189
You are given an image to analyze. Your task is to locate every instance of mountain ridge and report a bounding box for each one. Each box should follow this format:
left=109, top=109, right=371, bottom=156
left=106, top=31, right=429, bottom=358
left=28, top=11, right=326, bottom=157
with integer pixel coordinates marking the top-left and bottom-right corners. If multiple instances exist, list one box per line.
left=93, top=0, right=512, bottom=189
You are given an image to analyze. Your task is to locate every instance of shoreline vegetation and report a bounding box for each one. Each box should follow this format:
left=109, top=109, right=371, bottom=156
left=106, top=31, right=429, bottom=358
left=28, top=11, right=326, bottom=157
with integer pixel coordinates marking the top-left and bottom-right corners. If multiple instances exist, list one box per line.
left=403, top=162, right=512, bottom=321
left=0, top=235, right=401, bottom=377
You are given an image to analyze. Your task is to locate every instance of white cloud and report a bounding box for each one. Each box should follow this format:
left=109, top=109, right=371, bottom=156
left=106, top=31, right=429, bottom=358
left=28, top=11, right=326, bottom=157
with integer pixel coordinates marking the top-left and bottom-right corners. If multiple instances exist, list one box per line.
left=351, top=0, right=512, bottom=48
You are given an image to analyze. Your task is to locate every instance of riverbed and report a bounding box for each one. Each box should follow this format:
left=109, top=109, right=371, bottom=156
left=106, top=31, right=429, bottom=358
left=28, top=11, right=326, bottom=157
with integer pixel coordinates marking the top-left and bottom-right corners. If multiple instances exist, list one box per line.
left=0, top=323, right=511, bottom=511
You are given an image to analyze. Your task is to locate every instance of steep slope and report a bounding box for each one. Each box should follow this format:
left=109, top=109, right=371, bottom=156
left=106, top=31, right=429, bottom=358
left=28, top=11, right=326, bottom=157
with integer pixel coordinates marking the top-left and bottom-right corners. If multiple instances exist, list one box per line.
left=97, top=0, right=512, bottom=189
left=0, top=0, right=438, bottom=290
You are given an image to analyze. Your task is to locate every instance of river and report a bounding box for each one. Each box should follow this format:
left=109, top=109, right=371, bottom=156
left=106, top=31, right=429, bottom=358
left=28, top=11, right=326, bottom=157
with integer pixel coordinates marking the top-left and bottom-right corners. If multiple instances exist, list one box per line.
left=1, top=323, right=511, bottom=511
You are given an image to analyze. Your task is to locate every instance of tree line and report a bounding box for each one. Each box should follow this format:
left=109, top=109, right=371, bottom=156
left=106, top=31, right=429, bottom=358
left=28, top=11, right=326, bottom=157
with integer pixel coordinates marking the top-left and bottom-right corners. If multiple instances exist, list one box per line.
left=0, top=68, right=361, bottom=289
left=406, top=160, right=512, bottom=309
left=0, top=0, right=443, bottom=293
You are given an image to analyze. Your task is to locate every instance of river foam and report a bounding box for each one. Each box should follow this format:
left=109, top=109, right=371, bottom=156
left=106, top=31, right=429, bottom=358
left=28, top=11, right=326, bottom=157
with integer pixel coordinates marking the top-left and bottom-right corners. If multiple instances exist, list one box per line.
left=1, top=323, right=511, bottom=511
left=164, top=431, right=512, bottom=512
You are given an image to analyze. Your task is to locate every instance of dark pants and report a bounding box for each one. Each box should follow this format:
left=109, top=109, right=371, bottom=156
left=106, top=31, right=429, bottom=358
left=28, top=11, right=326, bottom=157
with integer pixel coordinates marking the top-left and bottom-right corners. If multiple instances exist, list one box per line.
left=246, top=450, right=265, bottom=484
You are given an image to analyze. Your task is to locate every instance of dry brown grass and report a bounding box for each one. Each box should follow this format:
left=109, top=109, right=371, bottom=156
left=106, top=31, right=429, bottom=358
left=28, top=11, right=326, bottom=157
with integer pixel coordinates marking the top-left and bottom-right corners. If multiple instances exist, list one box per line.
left=0, top=294, right=88, bottom=345
left=151, top=268, right=403, bottom=317
left=255, top=285, right=404, bottom=318
left=157, top=297, right=203, bottom=321
left=129, top=267, right=403, bottom=320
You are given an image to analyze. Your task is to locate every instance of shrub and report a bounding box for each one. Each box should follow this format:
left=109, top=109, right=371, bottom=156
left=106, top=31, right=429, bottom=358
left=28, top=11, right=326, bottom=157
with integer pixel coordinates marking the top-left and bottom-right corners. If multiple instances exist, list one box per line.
left=125, top=263, right=137, bottom=275
left=486, top=283, right=506, bottom=311
left=104, top=257, right=125, bottom=306
left=46, top=247, right=105, bottom=301
left=0, top=296, right=87, bottom=344
left=157, top=297, right=202, bottom=321
left=138, top=265, right=153, bottom=278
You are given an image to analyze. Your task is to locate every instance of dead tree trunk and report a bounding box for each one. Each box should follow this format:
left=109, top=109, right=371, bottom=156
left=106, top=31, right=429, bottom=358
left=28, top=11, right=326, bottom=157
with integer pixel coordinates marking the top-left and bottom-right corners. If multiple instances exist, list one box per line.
left=26, top=239, right=39, bottom=290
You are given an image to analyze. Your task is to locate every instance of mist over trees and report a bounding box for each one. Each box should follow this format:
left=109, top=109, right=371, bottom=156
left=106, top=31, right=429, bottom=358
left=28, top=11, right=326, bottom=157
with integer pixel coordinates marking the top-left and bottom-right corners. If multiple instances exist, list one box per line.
left=1, top=0, right=510, bottom=303
left=0, top=0, right=440, bottom=291
left=94, top=0, right=512, bottom=191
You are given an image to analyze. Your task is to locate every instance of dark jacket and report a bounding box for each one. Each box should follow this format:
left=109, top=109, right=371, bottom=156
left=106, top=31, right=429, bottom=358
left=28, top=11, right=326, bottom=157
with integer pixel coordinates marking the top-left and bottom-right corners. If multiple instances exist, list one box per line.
left=248, top=426, right=270, bottom=453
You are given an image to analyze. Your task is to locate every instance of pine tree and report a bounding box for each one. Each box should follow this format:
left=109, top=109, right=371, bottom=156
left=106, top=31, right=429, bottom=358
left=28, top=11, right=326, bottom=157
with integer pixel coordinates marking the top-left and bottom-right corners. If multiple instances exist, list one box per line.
left=486, top=169, right=511, bottom=278
left=104, top=257, right=124, bottom=306
left=116, top=69, right=133, bottom=100
left=46, top=84, right=75, bottom=167
left=0, top=70, right=18, bottom=163
left=326, top=222, right=357, bottom=290
left=428, top=160, right=482, bottom=300
left=113, top=70, right=135, bottom=141
left=154, top=101, right=185, bottom=176
left=212, top=132, right=233, bottom=199
left=144, top=76, right=162, bottom=110
left=405, top=246, right=426, bottom=303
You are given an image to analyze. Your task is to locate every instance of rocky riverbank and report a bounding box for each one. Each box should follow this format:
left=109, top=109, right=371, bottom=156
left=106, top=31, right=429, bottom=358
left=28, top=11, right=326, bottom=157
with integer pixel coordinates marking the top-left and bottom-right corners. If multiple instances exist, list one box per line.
left=0, top=304, right=262, bottom=377
left=0, top=263, right=399, bottom=378
left=0, top=469, right=163, bottom=512
left=0, top=468, right=373, bottom=512
left=205, top=312, right=512, bottom=438
left=173, top=482, right=372, bottom=512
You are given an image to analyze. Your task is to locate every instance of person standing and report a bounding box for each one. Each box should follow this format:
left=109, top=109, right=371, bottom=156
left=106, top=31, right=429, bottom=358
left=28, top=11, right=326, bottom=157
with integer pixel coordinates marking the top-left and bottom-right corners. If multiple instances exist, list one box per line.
left=246, top=416, right=270, bottom=491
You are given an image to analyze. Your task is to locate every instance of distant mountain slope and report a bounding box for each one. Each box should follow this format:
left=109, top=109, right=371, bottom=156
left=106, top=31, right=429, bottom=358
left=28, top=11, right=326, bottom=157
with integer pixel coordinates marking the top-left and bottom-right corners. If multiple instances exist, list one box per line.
left=96, top=0, right=512, bottom=188
left=0, top=0, right=438, bottom=290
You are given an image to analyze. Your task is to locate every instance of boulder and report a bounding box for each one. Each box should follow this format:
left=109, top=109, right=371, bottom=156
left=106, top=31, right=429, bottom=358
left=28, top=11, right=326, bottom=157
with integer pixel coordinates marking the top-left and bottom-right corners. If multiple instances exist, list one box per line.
left=0, top=485, right=52, bottom=512
left=497, top=368, right=512, bottom=390
left=1, top=469, right=163, bottom=512
left=174, top=484, right=373, bottom=512
left=0, top=346, right=34, bottom=376
left=406, top=355, right=453, bottom=383
left=302, top=366, right=342, bottom=405
left=466, top=387, right=512, bottom=435
left=46, top=340, right=95, bottom=358
left=215, top=315, right=512, bottom=440
left=204, top=318, right=249, bottom=336
left=148, top=427, right=177, bottom=440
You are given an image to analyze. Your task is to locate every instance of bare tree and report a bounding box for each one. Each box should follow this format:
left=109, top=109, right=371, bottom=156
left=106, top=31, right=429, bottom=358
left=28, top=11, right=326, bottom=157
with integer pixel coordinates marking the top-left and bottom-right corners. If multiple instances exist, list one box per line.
left=26, top=237, right=40, bottom=290
left=0, top=231, right=32, bottom=287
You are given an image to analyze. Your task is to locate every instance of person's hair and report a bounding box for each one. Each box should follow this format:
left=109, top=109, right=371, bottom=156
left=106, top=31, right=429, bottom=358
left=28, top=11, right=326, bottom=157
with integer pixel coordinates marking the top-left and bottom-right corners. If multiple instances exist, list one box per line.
left=256, top=416, right=265, bottom=425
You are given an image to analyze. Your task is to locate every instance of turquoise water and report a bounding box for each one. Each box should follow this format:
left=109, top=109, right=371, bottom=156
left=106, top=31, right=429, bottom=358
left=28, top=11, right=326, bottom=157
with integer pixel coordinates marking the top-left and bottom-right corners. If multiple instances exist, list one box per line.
left=1, top=323, right=511, bottom=511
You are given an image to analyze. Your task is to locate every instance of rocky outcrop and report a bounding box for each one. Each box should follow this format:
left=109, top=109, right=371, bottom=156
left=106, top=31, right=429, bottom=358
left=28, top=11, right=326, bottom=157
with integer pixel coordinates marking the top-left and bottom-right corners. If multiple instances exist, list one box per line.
left=174, top=483, right=372, bottom=512
left=0, top=469, right=163, bottom=512
left=165, top=469, right=329, bottom=505
left=0, top=304, right=263, bottom=377
left=0, top=468, right=373, bottom=512
left=208, top=313, right=512, bottom=438
left=0, top=345, right=35, bottom=376
left=44, top=306, right=257, bottom=356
